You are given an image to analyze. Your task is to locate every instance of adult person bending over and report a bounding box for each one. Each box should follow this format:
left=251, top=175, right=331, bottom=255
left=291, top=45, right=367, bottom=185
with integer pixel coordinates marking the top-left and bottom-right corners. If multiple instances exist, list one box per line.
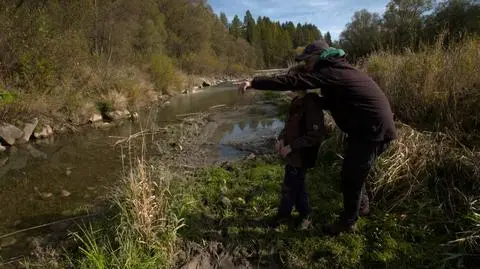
left=238, top=40, right=396, bottom=235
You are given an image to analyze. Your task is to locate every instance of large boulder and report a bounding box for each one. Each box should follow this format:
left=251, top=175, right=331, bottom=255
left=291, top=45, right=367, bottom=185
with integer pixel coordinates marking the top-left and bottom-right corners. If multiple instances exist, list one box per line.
left=18, top=118, right=39, bottom=144
left=0, top=123, right=24, bottom=146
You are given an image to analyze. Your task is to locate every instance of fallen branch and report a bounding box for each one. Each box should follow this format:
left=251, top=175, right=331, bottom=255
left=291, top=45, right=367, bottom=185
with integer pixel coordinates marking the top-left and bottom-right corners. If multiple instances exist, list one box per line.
left=208, top=104, right=226, bottom=110
left=110, top=129, right=166, bottom=146
left=0, top=213, right=102, bottom=240
left=176, top=112, right=203, bottom=118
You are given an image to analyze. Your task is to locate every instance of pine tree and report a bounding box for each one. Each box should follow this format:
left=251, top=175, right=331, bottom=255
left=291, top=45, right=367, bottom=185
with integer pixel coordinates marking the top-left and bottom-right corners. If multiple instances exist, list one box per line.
left=229, top=15, right=242, bottom=40
left=220, top=12, right=229, bottom=29
left=324, top=31, right=333, bottom=46
left=243, top=10, right=258, bottom=44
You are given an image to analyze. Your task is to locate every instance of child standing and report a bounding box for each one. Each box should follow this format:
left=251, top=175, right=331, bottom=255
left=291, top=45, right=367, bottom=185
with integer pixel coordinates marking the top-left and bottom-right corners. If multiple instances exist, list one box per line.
left=274, top=89, right=326, bottom=230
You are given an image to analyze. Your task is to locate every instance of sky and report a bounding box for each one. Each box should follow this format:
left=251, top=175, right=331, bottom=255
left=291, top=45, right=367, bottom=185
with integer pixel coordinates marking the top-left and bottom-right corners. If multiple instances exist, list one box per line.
left=208, top=0, right=390, bottom=40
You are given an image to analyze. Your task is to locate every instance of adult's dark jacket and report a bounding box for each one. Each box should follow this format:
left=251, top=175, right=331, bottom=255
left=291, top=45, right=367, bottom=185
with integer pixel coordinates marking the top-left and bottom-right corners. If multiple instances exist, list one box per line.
left=251, top=57, right=396, bottom=142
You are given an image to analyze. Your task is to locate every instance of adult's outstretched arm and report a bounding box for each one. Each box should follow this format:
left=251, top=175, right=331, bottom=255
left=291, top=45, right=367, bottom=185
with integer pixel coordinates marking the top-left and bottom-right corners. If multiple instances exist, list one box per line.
left=251, top=73, right=327, bottom=91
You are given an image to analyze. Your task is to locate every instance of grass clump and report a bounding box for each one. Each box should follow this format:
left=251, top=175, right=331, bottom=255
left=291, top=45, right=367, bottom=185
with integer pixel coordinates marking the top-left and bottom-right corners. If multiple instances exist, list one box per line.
left=68, top=160, right=183, bottom=269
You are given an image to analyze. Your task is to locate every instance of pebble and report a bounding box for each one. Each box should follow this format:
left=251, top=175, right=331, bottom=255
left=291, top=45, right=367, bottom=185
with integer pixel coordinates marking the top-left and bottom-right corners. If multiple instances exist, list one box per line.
left=0, top=157, right=8, bottom=167
left=34, top=186, right=53, bottom=199
left=41, top=192, right=54, bottom=199
left=61, top=190, right=71, bottom=197
left=66, top=168, right=72, bottom=176
left=220, top=196, right=231, bottom=207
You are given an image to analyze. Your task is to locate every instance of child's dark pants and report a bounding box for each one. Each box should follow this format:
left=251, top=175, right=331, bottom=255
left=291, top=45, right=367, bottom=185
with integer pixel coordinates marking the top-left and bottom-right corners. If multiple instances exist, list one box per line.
left=278, top=164, right=312, bottom=218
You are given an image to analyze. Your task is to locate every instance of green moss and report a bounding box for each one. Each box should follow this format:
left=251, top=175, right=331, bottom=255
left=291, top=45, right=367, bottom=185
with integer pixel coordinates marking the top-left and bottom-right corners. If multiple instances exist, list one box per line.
left=0, top=92, right=16, bottom=104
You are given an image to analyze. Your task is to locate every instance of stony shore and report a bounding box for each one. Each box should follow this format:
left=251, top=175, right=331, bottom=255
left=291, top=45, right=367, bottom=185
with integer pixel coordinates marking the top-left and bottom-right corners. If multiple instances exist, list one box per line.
left=0, top=75, right=251, bottom=152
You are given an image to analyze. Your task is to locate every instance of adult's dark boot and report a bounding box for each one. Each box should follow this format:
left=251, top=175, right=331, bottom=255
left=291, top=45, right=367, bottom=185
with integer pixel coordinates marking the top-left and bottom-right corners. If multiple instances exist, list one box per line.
left=323, top=220, right=357, bottom=236
left=267, top=214, right=292, bottom=229
left=359, top=192, right=370, bottom=217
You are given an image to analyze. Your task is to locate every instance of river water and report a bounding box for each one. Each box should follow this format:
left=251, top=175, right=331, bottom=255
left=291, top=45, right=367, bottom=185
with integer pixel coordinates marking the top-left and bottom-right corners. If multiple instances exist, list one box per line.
left=0, top=84, right=284, bottom=261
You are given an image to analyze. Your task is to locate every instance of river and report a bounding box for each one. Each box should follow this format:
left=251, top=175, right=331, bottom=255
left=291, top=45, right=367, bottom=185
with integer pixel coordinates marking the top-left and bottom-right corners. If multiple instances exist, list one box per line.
left=0, top=84, right=284, bottom=261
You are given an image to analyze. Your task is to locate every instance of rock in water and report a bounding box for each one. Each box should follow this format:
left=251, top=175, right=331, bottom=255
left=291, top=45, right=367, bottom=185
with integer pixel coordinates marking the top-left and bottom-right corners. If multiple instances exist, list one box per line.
left=0, top=123, right=24, bottom=145
left=61, top=190, right=71, bottom=197
left=47, top=125, right=54, bottom=136
left=89, top=113, right=103, bottom=123
left=202, top=80, right=211, bottom=87
left=106, top=110, right=131, bottom=121
left=18, top=118, right=39, bottom=144
left=0, top=157, right=8, bottom=167
left=26, top=145, right=47, bottom=159
left=130, top=112, right=140, bottom=121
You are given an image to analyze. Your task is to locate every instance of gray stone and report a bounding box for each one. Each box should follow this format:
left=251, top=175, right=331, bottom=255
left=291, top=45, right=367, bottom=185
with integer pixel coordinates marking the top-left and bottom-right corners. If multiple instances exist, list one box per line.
left=92, top=122, right=112, bottom=128
left=18, top=118, right=39, bottom=144
left=106, top=110, right=131, bottom=121
left=34, top=125, right=54, bottom=139
left=0, top=123, right=24, bottom=145
left=0, top=144, right=5, bottom=152
left=88, top=113, right=103, bottom=123
left=61, top=190, right=71, bottom=197
left=130, top=112, right=140, bottom=121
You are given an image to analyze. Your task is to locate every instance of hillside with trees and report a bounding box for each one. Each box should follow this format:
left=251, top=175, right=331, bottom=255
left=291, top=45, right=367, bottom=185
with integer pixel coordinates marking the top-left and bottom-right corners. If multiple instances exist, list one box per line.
left=0, top=0, right=323, bottom=124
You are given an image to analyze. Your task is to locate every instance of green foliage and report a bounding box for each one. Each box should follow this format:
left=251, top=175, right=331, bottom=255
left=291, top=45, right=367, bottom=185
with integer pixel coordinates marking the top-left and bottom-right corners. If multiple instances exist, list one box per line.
left=0, top=91, right=16, bottom=104
left=96, top=101, right=112, bottom=115
left=150, top=54, right=181, bottom=93
left=219, top=12, right=229, bottom=29
left=340, top=10, right=383, bottom=61
left=229, top=15, right=243, bottom=40
left=339, top=0, right=480, bottom=60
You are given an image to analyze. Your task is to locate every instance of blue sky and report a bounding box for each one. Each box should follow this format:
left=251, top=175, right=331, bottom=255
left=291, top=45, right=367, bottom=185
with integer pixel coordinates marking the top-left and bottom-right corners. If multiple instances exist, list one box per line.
left=209, top=0, right=390, bottom=40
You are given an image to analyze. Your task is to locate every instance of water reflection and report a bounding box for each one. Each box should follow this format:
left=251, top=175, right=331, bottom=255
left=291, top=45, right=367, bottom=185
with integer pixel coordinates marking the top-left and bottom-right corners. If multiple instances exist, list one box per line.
left=218, top=117, right=284, bottom=159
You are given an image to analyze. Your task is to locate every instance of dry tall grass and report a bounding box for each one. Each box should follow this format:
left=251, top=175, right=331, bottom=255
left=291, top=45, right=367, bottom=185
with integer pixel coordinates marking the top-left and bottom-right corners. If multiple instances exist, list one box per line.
left=71, top=158, right=184, bottom=268
left=366, top=123, right=480, bottom=263
left=365, top=38, right=480, bottom=143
